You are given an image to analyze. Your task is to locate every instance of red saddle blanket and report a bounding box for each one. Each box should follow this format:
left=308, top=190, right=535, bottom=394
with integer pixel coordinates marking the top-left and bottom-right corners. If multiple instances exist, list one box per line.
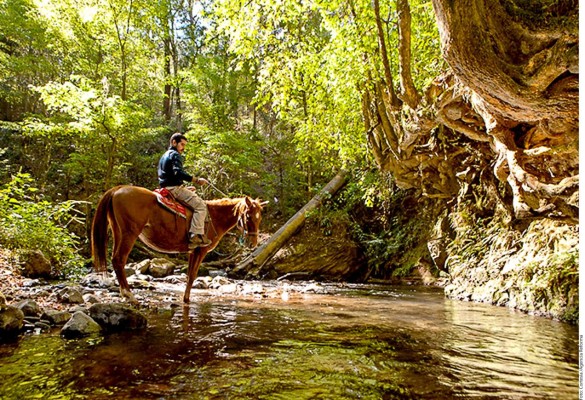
left=153, top=188, right=187, bottom=218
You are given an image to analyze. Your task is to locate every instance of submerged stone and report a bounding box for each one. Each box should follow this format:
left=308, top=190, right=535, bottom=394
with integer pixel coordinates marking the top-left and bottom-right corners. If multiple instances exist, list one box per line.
left=88, top=303, right=147, bottom=331
left=61, top=311, right=101, bottom=338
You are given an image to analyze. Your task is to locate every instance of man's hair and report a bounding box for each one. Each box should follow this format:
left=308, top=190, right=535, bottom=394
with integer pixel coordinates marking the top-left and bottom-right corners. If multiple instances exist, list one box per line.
left=170, top=132, right=188, bottom=146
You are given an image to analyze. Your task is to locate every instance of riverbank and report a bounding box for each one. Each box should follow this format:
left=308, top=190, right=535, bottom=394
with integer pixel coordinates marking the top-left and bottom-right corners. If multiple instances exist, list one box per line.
left=0, top=219, right=579, bottom=338
left=443, top=219, right=579, bottom=323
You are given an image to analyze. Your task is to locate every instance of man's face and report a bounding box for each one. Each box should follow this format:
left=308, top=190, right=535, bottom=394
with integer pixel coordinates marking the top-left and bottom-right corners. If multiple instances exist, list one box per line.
left=174, top=139, right=187, bottom=154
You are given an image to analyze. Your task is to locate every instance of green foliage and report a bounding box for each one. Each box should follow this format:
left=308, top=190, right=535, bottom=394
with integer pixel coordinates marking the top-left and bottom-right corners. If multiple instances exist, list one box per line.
left=2, top=0, right=445, bottom=213
left=0, top=173, right=86, bottom=277
left=359, top=190, right=436, bottom=278
left=27, top=76, right=155, bottom=193
left=188, top=128, right=265, bottom=195
left=0, top=0, right=69, bottom=110
left=211, top=0, right=371, bottom=173
left=526, top=244, right=579, bottom=323
left=325, top=169, right=438, bottom=278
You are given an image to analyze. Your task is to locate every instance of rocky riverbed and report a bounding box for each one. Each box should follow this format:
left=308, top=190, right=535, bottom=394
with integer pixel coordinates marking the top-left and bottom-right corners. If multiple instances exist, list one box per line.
left=0, top=254, right=330, bottom=340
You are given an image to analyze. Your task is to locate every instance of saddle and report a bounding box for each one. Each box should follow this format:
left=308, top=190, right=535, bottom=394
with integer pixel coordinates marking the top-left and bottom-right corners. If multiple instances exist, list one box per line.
left=153, top=188, right=187, bottom=219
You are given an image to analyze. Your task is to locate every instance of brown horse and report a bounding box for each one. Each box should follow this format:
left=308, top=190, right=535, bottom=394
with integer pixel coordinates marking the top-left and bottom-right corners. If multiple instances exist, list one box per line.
left=91, top=185, right=266, bottom=303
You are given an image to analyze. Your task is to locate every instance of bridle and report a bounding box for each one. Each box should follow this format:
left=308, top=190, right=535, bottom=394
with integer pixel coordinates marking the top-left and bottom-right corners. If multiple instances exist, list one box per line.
left=234, top=197, right=267, bottom=244
left=236, top=204, right=258, bottom=239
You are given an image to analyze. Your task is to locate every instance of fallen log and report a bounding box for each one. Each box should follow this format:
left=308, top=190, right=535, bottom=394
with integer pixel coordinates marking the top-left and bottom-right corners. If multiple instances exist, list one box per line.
left=231, top=170, right=348, bottom=278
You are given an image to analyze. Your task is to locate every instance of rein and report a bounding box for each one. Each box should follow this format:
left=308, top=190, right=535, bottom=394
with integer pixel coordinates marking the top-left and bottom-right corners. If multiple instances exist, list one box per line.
left=208, top=181, right=229, bottom=198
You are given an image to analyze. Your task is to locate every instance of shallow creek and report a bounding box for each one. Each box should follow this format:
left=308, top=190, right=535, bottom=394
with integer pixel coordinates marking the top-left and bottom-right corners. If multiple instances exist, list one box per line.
left=0, top=283, right=578, bottom=399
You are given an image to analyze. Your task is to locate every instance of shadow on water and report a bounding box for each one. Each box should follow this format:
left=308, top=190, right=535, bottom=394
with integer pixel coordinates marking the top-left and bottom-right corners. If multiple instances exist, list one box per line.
left=0, top=284, right=578, bottom=399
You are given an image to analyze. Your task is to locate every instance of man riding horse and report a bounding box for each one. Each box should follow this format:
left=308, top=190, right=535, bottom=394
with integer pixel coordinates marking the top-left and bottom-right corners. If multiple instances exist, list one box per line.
left=91, top=142, right=267, bottom=302
left=158, top=132, right=211, bottom=249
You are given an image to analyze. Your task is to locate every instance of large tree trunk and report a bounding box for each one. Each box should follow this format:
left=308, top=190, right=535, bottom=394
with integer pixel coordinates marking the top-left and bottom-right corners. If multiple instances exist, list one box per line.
left=363, top=0, right=578, bottom=224
left=432, top=0, right=578, bottom=223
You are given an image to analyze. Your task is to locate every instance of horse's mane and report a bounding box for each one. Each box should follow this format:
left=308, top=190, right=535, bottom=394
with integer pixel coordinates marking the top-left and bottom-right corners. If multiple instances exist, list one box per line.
left=206, top=197, right=249, bottom=216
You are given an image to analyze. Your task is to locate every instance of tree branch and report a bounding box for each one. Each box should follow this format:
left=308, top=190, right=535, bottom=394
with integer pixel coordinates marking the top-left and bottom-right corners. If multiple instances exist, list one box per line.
left=396, top=0, right=421, bottom=108
left=372, top=0, right=401, bottom=108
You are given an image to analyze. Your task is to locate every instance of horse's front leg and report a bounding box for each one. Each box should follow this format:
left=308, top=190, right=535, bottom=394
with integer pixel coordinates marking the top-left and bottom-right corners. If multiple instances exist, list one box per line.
left=184, top=249, right=206, bottom=303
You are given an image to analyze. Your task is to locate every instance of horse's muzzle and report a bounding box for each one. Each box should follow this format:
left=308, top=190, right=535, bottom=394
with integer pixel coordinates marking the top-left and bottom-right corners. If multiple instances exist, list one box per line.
left=246, top=232, right=259, bottom=247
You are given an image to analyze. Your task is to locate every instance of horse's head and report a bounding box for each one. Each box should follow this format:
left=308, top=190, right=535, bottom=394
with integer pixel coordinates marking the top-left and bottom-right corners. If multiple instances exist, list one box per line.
left=236, top=197, right=268, bottom=247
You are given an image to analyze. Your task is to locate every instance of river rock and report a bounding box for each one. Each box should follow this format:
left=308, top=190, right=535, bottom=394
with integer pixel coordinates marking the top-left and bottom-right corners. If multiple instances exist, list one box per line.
left=88, top=303, right=147, bottom=331
left=149, top=258, right=175, bottom=278
left=0, top=305, right=24, bottom=337
left=80, top=273, right=117, bottom=289
left=209, top=269, right=227, bottom=278
left=57, top=287, right=85, bottom=304
left=210, top=276, right=230, bottom=289
left=19, top=250, right=52, bottom=278
left=61, top=311, right=101, bottom=338
left=34, top=321, right=51, bottom=332
left=22, top=279, right=43, bottom=287
left=83, top=293, right=101, bottom=304
left=127, top=275, right=154, bottom=289
left=69, top=306, right=89, bottom=314
left=256, top=218, right=365, bottom=281
left=15, top=299, right=43, bottom=317
left=42, top=309, right=72, bottom=325
left=161, top=274, right=186, bottom=284
left=34, top=289, right=51, bottom=299
left=133, top=259, right=151, bottom=274
left=193, top=276, right=212, bottom=289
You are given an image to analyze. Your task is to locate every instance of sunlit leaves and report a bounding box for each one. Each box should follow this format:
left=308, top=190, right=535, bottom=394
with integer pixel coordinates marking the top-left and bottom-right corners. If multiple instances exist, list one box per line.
left=28, top=76, right=153, bottom=190
left=209, top=0, right=443, bottom=177
left=211, top=0, right=371, bottom=172
left=0, top=173, right=86, bottom=275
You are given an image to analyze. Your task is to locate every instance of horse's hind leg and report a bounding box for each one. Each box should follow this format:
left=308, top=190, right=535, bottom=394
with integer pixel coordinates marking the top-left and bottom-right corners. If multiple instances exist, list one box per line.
left=111, top=230, right=140, bottom=304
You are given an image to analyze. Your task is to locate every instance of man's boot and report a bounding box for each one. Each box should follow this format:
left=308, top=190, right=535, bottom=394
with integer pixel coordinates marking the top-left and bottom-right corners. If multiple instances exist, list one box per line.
left=188, top=233, right=212, bottom=249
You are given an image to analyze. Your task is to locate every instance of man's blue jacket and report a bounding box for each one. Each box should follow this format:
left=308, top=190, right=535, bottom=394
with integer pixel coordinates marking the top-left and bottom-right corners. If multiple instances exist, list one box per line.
left=157, top=147, right=193, bottom=187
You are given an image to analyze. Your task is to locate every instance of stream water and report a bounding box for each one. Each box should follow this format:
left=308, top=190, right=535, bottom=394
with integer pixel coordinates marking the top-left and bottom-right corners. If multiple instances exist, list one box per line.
left=0, top=283, right=578, bottom=399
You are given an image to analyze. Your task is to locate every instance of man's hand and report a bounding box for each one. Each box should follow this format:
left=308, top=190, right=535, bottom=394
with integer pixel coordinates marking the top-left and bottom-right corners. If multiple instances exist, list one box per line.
left=194, top=177, right=209, bottom=185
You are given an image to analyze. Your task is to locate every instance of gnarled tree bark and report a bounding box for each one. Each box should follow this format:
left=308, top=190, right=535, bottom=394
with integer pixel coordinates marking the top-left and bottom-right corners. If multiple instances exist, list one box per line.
left=363, top=0, right=578, bottom=224
left=432, top=0, right=578, bottom=223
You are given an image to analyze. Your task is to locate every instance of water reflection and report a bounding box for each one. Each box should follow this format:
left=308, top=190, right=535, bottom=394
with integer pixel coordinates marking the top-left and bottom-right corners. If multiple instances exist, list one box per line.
left=0, top=284, right=578, bottom=399
left=440, top=301, right=578, bottom=398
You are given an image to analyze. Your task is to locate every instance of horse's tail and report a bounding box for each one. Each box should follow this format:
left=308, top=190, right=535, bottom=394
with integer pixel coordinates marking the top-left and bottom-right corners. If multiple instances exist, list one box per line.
left=91, top=187, right=116, bottom=273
